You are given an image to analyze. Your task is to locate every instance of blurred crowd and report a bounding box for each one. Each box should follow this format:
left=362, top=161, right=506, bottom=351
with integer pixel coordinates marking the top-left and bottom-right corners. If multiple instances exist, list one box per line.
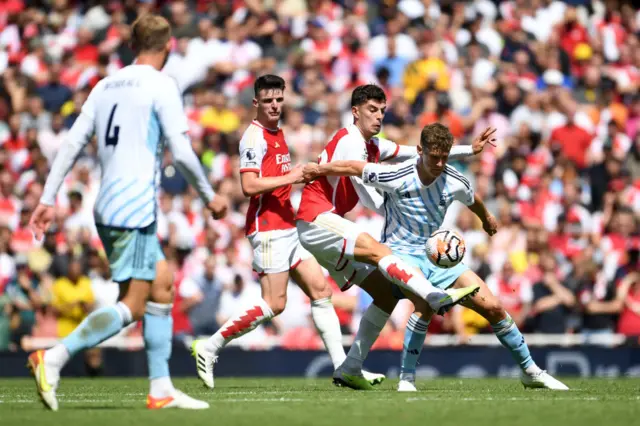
left=2, top=0, right=640, bottom=352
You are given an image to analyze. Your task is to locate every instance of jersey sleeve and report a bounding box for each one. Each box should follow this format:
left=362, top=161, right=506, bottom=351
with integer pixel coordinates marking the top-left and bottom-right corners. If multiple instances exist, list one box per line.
left=446, top=167, right=475, bottom=206
left=376, top=137, right=402, bottom=161
left=154, top=77, right=189, bottom=137
left=449, top=144, right=474, bottom=161
left=239, top=127, right=266, bottom=173
left=361, top=161, right=414, bottom=192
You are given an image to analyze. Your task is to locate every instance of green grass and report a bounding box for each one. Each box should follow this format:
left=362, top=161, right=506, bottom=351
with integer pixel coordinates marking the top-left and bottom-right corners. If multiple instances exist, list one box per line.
left=1, top=378, right=639, bottom=426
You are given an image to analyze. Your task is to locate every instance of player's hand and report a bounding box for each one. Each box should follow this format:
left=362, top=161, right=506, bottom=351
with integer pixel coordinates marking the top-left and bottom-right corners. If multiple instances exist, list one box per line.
left=302, top=162, right=320, bottom=182
left=482, top=214, right=498, bottom=236
left=472, top=127, right=497, bottom=154
left=207, top=195, right=229, bottom=220
left=29, top=203, right=55, bottom=241
left=288, top=164, right=305, bottom=184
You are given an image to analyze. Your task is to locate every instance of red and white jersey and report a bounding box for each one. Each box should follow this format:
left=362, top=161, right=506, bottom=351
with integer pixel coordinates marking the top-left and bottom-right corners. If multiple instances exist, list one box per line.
left=486, top=273, right=533, bottom=315
left=239, top=120, right=295, bottom=235
left=296, top=124, right=401, bottom=223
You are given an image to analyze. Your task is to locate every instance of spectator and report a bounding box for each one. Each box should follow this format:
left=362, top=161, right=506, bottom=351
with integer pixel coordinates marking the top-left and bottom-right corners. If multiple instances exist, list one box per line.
left=486, top=260, right=533, bottom=328
left=0, top=0, right=639, bottom=343
left=577, top=259, right=622, bottom=337
left=5, top=254, right=42, bottom=350
left=529, top=252, right=576, bottom=333
left=180, top=255, right=224, bottom=336
left=51, top=257, right=94, bottom=338
left=617, top=272, right=640, bottom=337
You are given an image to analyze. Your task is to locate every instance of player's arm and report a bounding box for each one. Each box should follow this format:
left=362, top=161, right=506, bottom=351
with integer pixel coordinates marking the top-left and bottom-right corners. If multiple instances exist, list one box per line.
left=240, top=169, right=304, bottom=197
left=238, top=129, right=304, bottom=196
left=390, top=144, right=475, bottom=161
left=156, top=80, right=227, bottom=219
left=303, top=160, right=368, bottom=179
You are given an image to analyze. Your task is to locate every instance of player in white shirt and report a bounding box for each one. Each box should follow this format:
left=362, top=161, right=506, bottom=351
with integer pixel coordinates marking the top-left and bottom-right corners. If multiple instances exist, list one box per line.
left=295, top=85, right=481, bottom=389
left=304, top=123, right=568, bottom=392
left=27, top=15, right=228, bottom=411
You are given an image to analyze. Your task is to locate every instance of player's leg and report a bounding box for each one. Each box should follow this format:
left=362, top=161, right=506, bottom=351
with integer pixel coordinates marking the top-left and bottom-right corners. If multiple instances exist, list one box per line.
left=193, top=231, right=289, bottom=388
left=290, top=257, right=346, bottom=369
left=192, top=271, right=281, bottom=388
left=398, top=297, right=432, bottom=392
left=353, top=231, right=479, bottom=313
left=145, top=256, right=208, bottom=409
left=290, top=253, right=385, bottom=386
left=332, top=269, right=399, bottom=390
left=309, top=213, right=478, bottom=314
left=28, top=225, right=148, bottom=411
left=395, top=256, right=467, bottom=392
left=454, top=271, right=568, bottom=390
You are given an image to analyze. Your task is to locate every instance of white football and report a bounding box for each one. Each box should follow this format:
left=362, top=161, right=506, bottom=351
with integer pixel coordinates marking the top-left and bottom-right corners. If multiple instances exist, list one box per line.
left=426, top=229, right=466, bottom=269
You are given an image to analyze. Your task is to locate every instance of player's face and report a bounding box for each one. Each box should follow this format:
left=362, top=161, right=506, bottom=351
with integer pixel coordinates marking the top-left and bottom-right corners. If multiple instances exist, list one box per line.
left=353, top=100, right=386, bottom=137
left=417, top=144, right=449, bottom=178
left=254, top=89, right=284, bottom=122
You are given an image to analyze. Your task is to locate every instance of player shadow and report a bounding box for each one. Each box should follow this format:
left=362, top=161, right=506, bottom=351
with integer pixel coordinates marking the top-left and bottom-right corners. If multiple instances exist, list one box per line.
left=67, top=405, right=129, bottom=410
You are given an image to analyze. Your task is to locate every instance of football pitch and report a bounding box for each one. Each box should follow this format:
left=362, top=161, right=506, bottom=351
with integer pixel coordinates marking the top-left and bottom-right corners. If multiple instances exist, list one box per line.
left=1, top=378, right=639, bottom=426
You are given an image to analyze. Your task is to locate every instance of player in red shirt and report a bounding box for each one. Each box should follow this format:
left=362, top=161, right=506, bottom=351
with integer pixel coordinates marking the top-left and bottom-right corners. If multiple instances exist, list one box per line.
left=295, top=84, right=481, bottom=389
left=190, top=75, right=384, bottom=389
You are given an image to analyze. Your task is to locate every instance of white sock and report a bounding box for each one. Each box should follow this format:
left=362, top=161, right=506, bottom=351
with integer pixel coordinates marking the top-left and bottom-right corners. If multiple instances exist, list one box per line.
left=525, top=363, right=543, bottom=375
left=311, top=297, right=347, bottom=369
left=44, top=343, right=70, bottom=370
left=378, top=255, right=443, bottom=303
left=399, top=372, right=416, bottom=381
left=204, top=298, right=274, bottom=354
left=342, top=304, right=390, bottom=375
left=150, top=376, right=175, bottom=399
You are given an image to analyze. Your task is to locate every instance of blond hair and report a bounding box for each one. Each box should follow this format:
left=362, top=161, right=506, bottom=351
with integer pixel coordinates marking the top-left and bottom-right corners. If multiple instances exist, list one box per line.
left=131, top=14, right=171, bottom=54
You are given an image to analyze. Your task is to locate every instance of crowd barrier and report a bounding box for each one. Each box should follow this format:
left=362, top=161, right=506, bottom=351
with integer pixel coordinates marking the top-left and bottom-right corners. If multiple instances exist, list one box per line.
left=2, top=334, right=640, bottom=378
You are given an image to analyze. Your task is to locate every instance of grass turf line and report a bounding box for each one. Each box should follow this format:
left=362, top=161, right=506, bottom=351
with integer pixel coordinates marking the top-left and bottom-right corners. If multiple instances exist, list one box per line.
left=0, top=378, right=639, bottom=426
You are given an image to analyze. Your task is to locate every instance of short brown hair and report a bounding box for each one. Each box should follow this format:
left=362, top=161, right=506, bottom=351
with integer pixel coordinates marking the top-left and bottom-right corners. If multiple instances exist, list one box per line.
left=420, top=123, right=454, bottom=153
left=131, top=14, right=171, bottom=54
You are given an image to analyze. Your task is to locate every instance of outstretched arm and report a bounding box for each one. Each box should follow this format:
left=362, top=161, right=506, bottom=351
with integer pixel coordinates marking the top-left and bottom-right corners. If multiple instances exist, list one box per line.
left=302, top=160, right=387, bottom=214
left=303, top=160, right=368, bottom=179
left=241, top=166, right=304, bottom=197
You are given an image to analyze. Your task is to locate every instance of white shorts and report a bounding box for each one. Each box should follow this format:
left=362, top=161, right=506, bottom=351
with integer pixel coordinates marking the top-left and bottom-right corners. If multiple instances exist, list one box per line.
left=248, top=228, right=313, bottom=275
left=296, top=212, right=376, bottom=291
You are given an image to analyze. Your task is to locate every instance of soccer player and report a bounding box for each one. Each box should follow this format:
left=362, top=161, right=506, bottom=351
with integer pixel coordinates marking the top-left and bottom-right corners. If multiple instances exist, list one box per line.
left=27, top=14, right=228, bottom=411
left=295, top=84, right=481, bottom=389
left=190, top=75, right=384, bottom=388
left=303, top=123, right=569, bottom=391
